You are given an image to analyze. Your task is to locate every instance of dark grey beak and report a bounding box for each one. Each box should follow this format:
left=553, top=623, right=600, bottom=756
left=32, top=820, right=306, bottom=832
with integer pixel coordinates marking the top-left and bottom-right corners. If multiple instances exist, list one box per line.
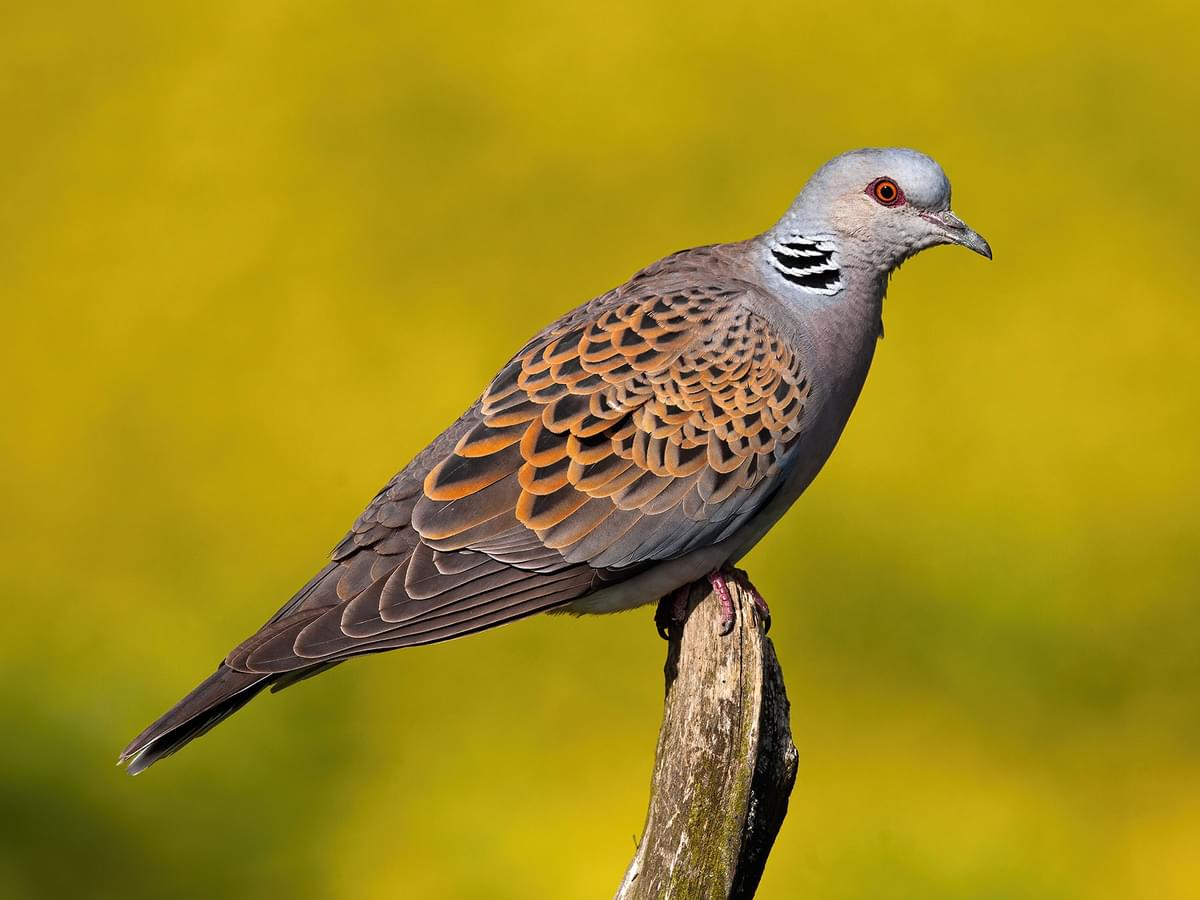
left=922, top=210, right=992, bottom=260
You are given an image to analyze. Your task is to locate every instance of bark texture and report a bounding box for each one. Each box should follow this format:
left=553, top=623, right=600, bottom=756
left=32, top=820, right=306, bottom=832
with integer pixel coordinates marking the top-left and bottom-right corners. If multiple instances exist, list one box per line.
left=616, top=577, right=798, bottom=900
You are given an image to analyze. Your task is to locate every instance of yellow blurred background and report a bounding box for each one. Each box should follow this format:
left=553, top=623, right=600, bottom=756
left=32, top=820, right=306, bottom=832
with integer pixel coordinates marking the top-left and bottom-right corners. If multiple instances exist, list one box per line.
left=2, top=2, right=1197, bottom=897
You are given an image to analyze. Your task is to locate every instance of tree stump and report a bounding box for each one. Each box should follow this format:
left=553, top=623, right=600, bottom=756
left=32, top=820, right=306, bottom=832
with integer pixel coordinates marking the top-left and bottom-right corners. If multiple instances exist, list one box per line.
left=616, top=575, right=798, bottom=899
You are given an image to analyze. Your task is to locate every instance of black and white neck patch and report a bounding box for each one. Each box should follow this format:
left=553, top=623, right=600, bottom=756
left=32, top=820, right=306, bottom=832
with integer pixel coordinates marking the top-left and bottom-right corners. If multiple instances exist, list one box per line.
left=767, top=236, right=843, bottom=295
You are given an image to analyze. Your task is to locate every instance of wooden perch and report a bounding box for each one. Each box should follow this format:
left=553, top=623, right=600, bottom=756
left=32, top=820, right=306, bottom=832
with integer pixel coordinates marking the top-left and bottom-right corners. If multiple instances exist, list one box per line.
left=616, top=576, right=799, bottom=900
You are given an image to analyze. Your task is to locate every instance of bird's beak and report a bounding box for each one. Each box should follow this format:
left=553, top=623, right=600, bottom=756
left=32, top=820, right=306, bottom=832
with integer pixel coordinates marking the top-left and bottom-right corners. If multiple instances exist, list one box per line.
left=921, top=210, right=992, bottom=260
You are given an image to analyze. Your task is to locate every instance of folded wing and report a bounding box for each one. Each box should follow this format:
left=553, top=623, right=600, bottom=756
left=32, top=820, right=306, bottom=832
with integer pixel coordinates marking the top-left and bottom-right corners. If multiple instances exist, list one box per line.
left=121, top=249, right=812, bottom=770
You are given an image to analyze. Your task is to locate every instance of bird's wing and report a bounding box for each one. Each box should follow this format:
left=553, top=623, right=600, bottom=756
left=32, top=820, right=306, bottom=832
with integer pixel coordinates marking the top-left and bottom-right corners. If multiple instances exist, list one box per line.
left=416, top=279, right=811, bottom=571
left=120, top=250, right=814, bottom=771
left=223, top=266, right=811, bottom=675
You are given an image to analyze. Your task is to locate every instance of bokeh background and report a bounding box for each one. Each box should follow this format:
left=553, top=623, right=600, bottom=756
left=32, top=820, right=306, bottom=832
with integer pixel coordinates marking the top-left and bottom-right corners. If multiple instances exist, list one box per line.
left=2, top=2, right=1197, bottom=897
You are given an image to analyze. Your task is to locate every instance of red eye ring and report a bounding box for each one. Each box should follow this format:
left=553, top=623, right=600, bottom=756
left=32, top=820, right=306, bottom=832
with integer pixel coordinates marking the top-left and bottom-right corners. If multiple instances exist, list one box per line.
left=868, top=177, right=905, bottom=207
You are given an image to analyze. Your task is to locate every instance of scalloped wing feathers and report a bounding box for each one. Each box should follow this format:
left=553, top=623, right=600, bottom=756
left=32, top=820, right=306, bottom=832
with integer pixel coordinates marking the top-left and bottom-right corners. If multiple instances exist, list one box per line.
left=120, top=244, right=814, bottom=770
left=224, top=245, right=812, bottom=674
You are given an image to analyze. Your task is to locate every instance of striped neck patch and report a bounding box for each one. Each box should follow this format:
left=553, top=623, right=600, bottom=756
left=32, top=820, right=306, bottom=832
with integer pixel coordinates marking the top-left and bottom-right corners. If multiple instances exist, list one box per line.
left=767, top=236, right=843, bottom=295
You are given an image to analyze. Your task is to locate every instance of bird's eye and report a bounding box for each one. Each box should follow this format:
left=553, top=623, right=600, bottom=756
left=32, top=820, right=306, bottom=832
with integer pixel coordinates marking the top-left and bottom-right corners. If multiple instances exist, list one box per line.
left=868, top=177, right=904, bottom=207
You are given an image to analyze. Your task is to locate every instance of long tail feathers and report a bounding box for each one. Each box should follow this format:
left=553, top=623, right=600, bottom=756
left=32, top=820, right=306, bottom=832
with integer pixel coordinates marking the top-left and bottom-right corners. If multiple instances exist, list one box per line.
left=118, top=665, right=273, bottom=775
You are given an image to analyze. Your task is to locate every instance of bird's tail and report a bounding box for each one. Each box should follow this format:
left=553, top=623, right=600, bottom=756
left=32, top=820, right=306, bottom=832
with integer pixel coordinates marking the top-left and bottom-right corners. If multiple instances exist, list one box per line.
left=118, top=665, right=272, bottom=775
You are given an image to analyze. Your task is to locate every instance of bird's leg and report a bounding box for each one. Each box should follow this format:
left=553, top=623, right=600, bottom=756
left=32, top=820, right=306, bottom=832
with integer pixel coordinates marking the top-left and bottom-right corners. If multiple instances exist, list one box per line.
left=657, top=569, right=771, bottom=639
left=708, top=569, right=737, bottom=636
left=655, top=585, right=693, bottom=640
left=710, top=567, right=773, bottom=635
left=725, top=566, right=771, bottom=633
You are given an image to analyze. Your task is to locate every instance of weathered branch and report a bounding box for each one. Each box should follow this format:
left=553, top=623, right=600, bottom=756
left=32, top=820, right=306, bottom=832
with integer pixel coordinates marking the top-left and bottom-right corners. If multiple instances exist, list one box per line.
left=616, top=576, right=798, bottom=900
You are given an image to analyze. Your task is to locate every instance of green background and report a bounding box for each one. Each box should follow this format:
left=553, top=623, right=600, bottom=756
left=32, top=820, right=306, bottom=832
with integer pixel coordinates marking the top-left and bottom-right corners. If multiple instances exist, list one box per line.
left=2, top=2, right=1196, bottom=897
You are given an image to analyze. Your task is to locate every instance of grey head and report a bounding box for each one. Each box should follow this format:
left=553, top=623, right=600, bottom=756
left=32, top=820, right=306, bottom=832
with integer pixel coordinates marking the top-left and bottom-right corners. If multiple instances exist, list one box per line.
left=763, top=147, right=990, bottom=297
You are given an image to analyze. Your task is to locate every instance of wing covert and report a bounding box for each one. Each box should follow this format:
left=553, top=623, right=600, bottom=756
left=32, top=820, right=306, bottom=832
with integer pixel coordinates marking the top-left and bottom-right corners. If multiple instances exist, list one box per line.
left=417, top=284, right=811, bottom=570
left=223, top=255, right=813, bottom=676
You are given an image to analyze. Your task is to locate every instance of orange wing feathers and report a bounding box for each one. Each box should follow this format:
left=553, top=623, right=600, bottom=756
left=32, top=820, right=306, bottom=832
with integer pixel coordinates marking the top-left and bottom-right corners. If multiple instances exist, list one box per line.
left=417, top=285, right=810, bottom=569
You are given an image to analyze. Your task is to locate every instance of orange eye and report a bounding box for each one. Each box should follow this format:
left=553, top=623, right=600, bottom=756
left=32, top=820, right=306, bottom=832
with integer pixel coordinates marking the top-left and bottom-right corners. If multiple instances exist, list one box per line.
left=869, top=177, right=904, bottom=207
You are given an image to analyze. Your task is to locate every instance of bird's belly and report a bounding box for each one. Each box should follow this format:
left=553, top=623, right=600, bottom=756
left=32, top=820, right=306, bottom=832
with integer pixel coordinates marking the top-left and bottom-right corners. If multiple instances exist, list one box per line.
left=558, top=542, right=731, bottom=615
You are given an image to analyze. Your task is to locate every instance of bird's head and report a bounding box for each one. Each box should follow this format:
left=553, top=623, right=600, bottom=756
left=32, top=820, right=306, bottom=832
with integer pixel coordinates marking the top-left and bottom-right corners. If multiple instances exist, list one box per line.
left=766, top=148, right=990, bottom=295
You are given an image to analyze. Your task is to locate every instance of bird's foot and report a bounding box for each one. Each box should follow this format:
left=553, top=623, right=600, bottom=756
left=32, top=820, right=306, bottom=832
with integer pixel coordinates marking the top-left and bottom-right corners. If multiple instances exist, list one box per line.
left=655, top=585, right=693, bottom=640
left=655, top=568, right=771, bottom=639
left=711, top=568, right=771, bottom=634
left=725, top=566, right=771, bottom=633
left=709, top=569, right=737, bottom=636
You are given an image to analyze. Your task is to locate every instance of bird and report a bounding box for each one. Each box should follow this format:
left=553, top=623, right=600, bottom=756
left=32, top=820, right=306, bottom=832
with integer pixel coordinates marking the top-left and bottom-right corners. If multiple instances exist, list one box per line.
left=120, top=147, right=990, bottom=774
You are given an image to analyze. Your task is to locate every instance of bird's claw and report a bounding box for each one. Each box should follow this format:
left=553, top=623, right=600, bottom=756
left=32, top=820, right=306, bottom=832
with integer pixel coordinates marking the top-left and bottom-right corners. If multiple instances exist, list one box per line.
left=656, top=568, right=771, bottom=639
left=708, top=570, right=737, bottom=635
left=714, top=567, right=772, bottom=634
left=728, top=567, right=772, bottom=633
left=654, top=602, right=671, bottom=641
left=654, top=585, right=692, bottom=640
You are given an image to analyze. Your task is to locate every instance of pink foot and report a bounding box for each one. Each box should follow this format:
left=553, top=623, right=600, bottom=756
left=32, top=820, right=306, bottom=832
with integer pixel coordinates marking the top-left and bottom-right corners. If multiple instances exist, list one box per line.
left=708, top=569, right=737, bottom=635
left=728, top=566, right=772, bottom=632
left=655, top=568, right=771, bottom=639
